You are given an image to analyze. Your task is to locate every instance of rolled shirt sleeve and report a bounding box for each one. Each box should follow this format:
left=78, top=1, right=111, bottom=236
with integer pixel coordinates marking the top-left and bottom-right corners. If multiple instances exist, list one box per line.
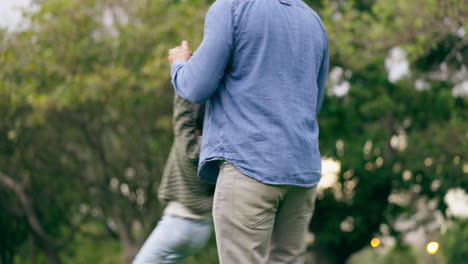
left=171, top=0, right=234, bottom=104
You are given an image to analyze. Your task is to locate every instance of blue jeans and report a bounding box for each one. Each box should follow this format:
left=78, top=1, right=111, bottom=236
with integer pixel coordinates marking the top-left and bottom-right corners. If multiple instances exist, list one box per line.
left=133, top=216, right=212, bottom=264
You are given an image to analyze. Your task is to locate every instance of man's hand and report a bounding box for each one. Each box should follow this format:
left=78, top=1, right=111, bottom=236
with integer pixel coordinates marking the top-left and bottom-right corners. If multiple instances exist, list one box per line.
left=168, top=40, right=193, bottom=66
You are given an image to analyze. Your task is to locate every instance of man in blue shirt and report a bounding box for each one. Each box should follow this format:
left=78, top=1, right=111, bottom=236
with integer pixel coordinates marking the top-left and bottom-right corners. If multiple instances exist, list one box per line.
left=168, top=0, right=328, bottom=263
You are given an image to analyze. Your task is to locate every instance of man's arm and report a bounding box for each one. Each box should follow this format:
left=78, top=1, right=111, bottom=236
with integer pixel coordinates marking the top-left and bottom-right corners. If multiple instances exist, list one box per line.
left=169, top=0, right=234, bottom=103
left=173, top=94, right=200, bottom=164
left=316, top=45, right=329, bottom=114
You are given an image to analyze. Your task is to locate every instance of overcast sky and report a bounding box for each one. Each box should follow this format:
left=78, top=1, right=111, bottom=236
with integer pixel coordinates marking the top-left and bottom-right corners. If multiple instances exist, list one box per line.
left=0, top=0, right=31, bottom=29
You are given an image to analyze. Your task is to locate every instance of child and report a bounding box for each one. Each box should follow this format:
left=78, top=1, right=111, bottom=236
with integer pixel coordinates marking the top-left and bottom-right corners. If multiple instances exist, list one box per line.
left=133, top=94, right=213, bottom=264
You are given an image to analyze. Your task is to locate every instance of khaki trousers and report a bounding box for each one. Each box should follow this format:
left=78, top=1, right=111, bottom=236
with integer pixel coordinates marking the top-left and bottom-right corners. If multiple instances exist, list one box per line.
left=213, top=163, right=317, bottom=264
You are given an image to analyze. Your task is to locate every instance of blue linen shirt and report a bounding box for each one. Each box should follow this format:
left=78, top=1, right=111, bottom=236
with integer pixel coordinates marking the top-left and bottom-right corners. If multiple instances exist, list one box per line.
left=171, top=0, right=329, bottom=187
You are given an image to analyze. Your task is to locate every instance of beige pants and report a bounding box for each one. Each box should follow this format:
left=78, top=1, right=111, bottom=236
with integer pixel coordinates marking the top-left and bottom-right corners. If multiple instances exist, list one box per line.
left=213, top=163, right=317, bottom=264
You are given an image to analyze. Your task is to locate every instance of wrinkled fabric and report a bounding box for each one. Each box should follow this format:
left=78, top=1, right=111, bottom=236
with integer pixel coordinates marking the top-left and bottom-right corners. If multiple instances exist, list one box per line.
left=158, top=93, right=214, bottom=215
left=171, top=0, right=329, bottom=187
left=132, top=215, right=212, bottom=264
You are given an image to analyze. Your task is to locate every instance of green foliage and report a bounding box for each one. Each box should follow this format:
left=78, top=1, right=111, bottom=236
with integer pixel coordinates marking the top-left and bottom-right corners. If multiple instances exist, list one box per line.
left=0, top=190, right=28, bottom=264
left=186, top=232, right=219, bottom=264
left=347, top=247, right=381, bottom=264
left=306, top=0, right=467, bottom=262
left=440, top=219, right=468, bottom=263
left=1, top=0, right=209, bottom=263
left=62, top=235, right=122, bottom=264
left=0, top=0, right=466, bottom=263
left=347, top=246, right=419, bottom=264
left=381, top=245, right=418, bottom=264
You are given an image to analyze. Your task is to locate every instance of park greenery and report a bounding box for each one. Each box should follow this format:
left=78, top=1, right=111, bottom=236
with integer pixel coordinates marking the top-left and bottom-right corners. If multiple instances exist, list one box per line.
left=0, top=0, right=466, bottom=263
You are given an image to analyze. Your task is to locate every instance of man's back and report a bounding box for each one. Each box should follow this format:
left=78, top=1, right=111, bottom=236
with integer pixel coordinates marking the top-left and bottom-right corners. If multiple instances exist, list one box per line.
left=171, top=0, right=328, bottom=186
left=168, top=1, right=329, bottom=262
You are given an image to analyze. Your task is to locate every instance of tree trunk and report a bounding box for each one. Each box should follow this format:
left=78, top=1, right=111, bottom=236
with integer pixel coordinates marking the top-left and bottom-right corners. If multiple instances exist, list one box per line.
left=121, top=240, right=138, bottom=264
left=112, top=215, right=137, bottom=264
left=0, top=172, right=62, bottom=264
left=30, top=234, right=36, bottom=264
left=36, top=238, right=62, bottom=264
left=44, top=251, right=61, bottom=264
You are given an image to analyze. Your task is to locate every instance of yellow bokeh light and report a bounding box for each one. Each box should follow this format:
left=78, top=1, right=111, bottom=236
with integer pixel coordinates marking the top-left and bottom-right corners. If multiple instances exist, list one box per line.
left=426, top=242, right=439, bottom=255
left=370, top=238, right=381, bottom=248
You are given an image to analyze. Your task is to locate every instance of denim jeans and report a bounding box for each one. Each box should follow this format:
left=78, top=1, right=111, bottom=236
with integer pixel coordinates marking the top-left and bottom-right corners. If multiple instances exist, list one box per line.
left=133, top=215, right=212, bottom=264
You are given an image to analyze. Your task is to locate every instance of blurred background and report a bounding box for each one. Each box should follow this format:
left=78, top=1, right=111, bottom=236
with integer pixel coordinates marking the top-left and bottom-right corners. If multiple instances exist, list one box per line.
left=0, top=0, right=466, bottom=263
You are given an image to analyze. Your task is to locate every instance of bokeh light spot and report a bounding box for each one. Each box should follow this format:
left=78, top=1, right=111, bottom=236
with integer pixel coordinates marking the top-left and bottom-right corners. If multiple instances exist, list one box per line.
left=370, top=238, right=381, bottom=248
left=426, top=242, right=439, bottom=255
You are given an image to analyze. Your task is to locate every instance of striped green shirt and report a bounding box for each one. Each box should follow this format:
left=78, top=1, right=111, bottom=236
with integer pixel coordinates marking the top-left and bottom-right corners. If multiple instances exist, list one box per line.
left=158, top=94, right=214, bottom=216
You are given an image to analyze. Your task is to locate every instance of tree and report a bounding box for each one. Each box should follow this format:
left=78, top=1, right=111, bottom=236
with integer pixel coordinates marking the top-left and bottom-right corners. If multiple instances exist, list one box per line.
left=307, top=0, right=467, bottom=263
left=440, top=219, right=468, bottom=263
left=1, top=0, right=210, bottom=262
left=1, top=0, right=466, bottom=263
